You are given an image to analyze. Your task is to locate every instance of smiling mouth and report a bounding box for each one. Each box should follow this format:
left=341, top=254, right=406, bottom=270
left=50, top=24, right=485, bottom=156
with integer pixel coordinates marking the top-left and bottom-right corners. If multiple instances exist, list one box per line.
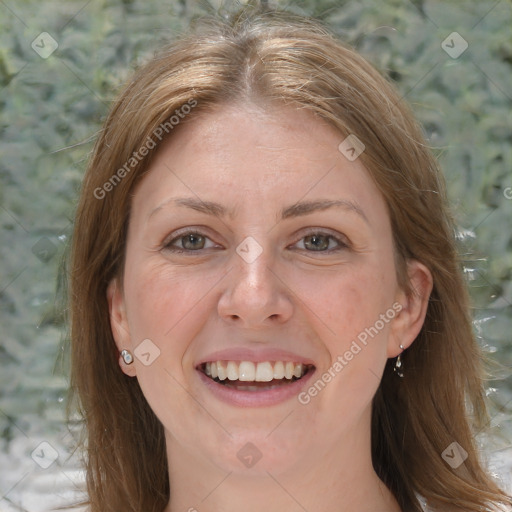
left=199, top=361, right=315, bottom=391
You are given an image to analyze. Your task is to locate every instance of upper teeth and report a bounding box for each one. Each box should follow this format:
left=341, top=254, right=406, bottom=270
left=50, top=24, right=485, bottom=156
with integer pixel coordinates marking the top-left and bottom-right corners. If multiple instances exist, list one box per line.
left=204, top=361, right=306, bottom=382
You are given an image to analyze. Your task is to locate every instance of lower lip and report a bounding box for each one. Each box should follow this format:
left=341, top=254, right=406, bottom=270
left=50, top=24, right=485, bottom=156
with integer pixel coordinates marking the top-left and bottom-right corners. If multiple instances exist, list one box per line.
left=196, top=368, right=316, bottom=407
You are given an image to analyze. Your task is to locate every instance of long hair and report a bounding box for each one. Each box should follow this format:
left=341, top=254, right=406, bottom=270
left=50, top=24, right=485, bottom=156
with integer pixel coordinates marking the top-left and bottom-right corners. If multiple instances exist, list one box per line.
left=68, top=6, right=512, bottom=512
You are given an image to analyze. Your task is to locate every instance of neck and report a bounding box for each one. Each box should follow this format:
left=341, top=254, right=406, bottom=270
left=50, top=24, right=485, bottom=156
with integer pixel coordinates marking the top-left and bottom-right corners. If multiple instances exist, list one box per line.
left=163, top=410, right=401, bottom=512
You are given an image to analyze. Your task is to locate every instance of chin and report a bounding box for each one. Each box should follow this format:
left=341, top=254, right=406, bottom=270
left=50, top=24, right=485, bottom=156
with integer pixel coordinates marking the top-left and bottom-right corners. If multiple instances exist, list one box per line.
left=200, top=426, right=308, bottom=476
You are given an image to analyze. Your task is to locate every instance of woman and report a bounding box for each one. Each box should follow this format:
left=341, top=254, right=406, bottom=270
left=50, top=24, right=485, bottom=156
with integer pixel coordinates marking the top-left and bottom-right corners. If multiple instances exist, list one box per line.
left=68, top=5, right=512, bottom=512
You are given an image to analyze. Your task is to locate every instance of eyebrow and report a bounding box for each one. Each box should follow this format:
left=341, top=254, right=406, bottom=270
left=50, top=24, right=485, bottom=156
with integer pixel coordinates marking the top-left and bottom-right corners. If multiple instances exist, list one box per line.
left=148, top=197, right=369, bottom=224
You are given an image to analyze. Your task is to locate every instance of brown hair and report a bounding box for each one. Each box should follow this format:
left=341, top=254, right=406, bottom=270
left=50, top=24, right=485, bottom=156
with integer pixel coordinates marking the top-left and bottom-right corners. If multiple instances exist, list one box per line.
left=68, top=6, right=512, bottom=512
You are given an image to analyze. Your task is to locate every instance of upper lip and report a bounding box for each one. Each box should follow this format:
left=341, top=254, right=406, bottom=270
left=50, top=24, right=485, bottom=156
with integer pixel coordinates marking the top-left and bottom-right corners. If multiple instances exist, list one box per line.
left=196, top=347, right=316, bottom=368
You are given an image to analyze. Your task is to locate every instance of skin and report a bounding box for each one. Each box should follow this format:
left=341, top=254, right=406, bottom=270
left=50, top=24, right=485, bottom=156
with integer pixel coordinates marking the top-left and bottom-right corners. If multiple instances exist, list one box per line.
left=108, top=102, right=433, bottom=512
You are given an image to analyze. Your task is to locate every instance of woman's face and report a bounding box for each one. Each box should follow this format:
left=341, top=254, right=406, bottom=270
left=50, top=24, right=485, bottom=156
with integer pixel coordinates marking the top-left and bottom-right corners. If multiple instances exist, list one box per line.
left=109, top=102, right=430, bottom=478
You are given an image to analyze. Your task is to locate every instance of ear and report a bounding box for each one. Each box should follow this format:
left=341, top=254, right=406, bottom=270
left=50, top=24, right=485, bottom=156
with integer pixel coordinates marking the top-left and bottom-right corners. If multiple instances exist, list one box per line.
left=387, top=259, right=433, bottom=358
left=107, top=278, right=137, bottom=377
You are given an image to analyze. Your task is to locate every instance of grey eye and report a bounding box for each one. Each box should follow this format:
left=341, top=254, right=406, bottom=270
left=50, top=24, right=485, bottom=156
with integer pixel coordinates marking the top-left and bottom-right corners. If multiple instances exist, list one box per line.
left=180, top=233, right=206, bottom=250
left=303, top=234, right=331, bottom=251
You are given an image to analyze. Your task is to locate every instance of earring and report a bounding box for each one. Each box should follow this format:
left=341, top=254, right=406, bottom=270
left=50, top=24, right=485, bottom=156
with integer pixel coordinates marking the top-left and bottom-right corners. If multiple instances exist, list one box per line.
left=121, top=349, right=134, bottom=365
left=394, top=344, right=405, bottom=378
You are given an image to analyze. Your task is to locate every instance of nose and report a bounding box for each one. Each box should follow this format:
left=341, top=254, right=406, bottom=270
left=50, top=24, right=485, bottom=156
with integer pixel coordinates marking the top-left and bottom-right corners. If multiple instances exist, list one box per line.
left=217, top=241, right=294, bottom=328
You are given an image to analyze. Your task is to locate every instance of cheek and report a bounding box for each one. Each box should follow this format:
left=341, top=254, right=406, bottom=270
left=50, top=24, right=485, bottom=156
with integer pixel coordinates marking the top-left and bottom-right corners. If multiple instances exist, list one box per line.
left=295, top=261, right=395, bottom=349
left=120, top=261, right=247, bottom=458
left=121, top=262, right=219, bottom=420
left=123, top=261, right=220, bottom=360
left=288, top=264, right=396, bottom=434
left=300, top=269, right=395, bottom=413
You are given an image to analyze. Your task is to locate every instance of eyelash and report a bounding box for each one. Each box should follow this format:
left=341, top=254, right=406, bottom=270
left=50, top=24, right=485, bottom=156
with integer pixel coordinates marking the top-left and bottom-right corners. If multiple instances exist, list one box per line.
left=163, top=229, right=349, bottom=254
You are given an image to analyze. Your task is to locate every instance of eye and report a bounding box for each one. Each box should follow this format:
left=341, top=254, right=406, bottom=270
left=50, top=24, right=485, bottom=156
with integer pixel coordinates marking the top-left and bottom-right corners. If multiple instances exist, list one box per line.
left=162, top=229, right=348, bottom=254
left=164, top=230, right=217, bottom=253
left=293, top=232, right=348, bottom=252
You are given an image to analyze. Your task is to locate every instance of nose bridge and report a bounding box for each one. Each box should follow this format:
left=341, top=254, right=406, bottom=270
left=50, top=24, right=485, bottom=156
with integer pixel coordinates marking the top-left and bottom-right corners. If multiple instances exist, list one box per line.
left=233, top=236, right=275, bottom=301
left=217, top=235, right=293, bottom=325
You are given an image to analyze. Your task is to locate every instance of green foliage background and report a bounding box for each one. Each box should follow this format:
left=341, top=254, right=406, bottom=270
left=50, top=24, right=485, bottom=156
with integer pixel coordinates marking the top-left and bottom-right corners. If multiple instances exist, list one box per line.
left=0, top=0, right=511, bottom=507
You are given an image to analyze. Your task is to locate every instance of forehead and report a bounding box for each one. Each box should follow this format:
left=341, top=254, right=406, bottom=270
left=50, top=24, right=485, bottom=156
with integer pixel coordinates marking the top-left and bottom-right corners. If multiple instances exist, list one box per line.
left=130, top=102, right=389, bottom=226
